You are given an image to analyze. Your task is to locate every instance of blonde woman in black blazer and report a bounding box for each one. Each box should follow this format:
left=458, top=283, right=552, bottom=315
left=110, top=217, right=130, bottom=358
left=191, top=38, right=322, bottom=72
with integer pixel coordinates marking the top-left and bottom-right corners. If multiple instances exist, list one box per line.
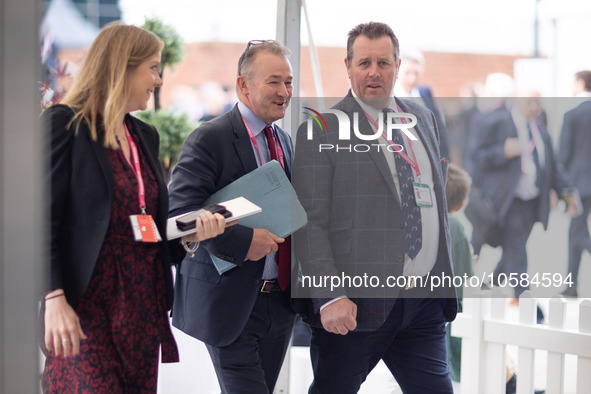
left=42, top=22, right=228, bottom=393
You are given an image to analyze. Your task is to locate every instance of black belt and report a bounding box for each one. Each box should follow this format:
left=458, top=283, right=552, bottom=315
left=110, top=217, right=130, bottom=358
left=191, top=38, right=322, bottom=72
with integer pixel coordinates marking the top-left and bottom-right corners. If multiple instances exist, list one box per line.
left=257, top=279, right=282, bottom=293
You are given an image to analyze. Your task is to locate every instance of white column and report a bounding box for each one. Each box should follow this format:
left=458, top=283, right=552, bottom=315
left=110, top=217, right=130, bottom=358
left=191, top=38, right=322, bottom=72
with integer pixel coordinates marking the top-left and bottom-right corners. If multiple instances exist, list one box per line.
left=1, top=0, right=45, bottom=391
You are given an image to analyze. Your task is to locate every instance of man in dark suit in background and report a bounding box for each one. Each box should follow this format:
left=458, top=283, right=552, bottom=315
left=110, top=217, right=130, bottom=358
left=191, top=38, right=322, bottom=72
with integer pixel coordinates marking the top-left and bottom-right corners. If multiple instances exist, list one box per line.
left=168, top=40, right=296, bottom=394
left=293, top=22, right=456, bottom=393
left=558, top=70, right=591, bottom=297
left=471, top=86, right=579, bottom=301
left=395, top=47, right=450, bottom=163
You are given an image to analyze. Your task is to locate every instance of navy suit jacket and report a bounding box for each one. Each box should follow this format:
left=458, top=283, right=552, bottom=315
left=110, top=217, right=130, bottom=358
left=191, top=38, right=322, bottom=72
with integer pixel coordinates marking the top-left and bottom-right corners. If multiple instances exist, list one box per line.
left=558, top=100, right=591, bottom=198
left=417, top=85, right=450, bottom=163
left=168, top=104, right=293, bottom=346
left=471, top=105, right=571, bottom=229
left=292, top=91, right=457, bottom=331
left=45, top=104, right=175, bottom=309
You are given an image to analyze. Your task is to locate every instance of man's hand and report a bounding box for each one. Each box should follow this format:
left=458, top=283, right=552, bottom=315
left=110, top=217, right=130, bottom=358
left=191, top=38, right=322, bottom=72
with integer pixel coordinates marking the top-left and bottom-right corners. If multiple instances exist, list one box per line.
left=320, top=298, right=357, bottom=335
left=246, top=228, right=284, bottom=261
left=504, top=138, right=523, bottom=159
left=505, top=138, right=523, bottom=159
left=566, top=194, right=583, bottom=218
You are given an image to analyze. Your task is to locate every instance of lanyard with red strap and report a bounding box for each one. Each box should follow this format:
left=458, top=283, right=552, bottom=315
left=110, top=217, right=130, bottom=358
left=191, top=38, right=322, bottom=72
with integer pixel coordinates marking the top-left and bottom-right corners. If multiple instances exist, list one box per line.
left=363, top=104, right=422, bottom=180
left=122, top=122, right=147, bottom=214
left=241, top=115, right=286, bottom=170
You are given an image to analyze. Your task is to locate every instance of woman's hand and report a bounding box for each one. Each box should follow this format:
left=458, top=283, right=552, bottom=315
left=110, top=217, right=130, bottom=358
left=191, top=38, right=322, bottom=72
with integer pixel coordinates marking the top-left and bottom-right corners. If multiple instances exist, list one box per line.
left=44, top=289, right=87, bottom=357
left=182, top=211, right=232, bottom=244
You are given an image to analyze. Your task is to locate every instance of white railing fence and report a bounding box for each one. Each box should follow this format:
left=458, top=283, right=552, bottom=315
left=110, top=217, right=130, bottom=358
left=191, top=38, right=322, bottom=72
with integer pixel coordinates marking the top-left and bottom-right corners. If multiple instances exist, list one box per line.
left=451, top=289, right=591, bottom=394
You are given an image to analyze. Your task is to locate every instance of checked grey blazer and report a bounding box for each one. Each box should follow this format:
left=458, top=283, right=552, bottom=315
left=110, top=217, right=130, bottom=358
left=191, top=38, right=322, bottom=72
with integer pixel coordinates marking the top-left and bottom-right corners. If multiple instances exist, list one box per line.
left=292, top=91, right=457, bottom=331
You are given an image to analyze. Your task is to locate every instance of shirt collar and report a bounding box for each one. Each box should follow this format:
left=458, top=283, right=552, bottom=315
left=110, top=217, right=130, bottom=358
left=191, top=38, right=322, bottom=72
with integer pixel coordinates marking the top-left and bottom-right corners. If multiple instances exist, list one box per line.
left=351, top=89, right=397, bottom=123
left=237, top=101, right=270, bottom=137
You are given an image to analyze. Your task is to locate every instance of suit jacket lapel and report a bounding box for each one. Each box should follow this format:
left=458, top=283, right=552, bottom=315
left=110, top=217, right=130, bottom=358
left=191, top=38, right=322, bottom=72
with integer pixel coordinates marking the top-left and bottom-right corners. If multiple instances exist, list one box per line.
left=342, top=93, right=401, bottom=205
left=396, top=98, right=441, bottom=183
left=275, top=126, right=292, bottom=180
left=88, top=124, right=114, bottom=202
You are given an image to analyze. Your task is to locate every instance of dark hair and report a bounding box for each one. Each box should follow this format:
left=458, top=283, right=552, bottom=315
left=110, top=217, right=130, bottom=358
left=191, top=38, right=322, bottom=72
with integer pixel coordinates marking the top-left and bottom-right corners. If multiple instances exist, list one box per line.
left=237, top=40, right=291, bottom=78
left=346, top=22, right=399, bottom=63
left=446, top=163, right=472, bottom=213
left=575, top=70, right=591, bottom=91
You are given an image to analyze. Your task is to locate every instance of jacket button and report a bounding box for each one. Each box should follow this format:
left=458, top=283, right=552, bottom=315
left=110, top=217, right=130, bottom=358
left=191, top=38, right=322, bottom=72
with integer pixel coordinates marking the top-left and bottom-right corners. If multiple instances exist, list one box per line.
left=397, top=256, right=403, bottom=262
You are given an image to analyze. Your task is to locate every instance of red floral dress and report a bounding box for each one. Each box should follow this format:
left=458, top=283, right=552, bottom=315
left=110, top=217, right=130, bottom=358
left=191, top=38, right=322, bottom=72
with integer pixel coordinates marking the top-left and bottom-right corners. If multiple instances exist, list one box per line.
left=43, top=134, right=178, bottom=393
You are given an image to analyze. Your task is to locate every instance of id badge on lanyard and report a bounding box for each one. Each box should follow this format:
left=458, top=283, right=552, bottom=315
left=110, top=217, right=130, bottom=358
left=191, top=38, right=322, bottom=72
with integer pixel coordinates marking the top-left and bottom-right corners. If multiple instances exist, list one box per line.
left=412, top=182, right=433, bottom=207
left=364, top=105, right=434, bottom=208
left=121, top=123, right=162, bottom=242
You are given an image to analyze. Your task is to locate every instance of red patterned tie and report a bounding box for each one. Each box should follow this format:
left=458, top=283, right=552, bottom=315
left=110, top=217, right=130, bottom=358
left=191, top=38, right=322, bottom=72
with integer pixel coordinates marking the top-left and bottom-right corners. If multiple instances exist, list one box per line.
left=264, top=126, right=291, bottom=291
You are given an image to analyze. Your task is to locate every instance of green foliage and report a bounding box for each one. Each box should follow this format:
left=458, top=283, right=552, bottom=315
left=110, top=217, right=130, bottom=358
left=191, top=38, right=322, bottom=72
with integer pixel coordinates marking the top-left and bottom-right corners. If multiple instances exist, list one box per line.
left=141, top=17, right=185, bottom=111
left=141, top=17, right=184, bottom=71
left=136, top=109, right=197, bottom=181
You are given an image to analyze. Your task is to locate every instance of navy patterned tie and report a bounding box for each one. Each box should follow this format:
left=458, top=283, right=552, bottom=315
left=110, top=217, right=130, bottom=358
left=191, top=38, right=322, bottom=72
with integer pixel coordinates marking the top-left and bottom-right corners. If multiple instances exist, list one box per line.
left=390, top=118, right=422, bottom=259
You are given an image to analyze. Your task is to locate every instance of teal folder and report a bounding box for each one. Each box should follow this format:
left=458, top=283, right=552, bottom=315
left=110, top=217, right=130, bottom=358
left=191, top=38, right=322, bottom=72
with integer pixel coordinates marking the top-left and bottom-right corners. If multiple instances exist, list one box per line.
left=205, top=160, right=308, bottom=274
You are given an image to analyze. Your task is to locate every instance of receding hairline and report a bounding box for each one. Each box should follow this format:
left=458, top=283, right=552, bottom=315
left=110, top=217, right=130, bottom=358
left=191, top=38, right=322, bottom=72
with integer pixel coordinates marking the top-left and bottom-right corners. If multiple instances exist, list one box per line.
left=242, top=50, right=292, bottom=79
left=237, top=40, right=291, bottom=78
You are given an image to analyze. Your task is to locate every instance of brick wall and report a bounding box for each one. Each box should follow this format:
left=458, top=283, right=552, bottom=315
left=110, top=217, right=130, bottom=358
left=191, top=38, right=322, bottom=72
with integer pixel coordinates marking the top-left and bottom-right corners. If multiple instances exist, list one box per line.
left=422, top=51, right=525, bottom=97
left=58, top=43, right=527, bottom=108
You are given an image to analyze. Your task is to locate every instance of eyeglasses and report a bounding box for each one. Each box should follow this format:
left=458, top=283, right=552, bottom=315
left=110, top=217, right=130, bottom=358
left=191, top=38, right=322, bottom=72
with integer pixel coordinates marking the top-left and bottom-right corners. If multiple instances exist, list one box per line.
left=237, top=40, right=272, bottom=76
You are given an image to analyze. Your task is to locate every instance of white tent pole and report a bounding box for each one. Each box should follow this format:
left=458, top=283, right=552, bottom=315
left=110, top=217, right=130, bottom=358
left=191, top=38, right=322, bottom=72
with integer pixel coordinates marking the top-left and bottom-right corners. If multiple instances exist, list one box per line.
left=302, top=0, right=325, bottom=109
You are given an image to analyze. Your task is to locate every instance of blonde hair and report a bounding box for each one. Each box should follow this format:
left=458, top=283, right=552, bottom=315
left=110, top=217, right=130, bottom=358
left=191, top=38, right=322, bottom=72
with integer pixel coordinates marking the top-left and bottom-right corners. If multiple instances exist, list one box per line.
left=61, top=21, right=164, bottom=148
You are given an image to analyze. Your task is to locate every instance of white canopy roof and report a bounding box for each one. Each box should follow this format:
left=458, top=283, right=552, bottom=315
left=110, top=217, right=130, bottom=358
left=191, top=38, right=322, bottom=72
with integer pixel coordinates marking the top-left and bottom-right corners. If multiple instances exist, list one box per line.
left=40, top=0, right=99, bottom=49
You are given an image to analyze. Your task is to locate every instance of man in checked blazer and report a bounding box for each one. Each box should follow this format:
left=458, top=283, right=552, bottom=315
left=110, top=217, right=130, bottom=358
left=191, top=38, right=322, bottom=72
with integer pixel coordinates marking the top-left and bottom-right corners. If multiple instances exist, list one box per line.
left=293, top=22, right=456, bottom=393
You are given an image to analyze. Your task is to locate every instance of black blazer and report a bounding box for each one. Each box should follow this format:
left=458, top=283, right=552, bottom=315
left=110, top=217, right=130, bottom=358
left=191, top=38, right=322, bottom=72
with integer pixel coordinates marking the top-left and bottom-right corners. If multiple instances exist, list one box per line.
left=417, top=84, right=450, bottom=162
left=45, top=104, right=175, bottom=309
left=168, top=104, right=294, bottom=346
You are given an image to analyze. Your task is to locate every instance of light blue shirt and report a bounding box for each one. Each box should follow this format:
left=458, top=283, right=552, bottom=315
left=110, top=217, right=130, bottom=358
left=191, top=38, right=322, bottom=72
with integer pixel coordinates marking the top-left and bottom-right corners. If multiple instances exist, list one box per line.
left=237, top=101, right=278, bottom=280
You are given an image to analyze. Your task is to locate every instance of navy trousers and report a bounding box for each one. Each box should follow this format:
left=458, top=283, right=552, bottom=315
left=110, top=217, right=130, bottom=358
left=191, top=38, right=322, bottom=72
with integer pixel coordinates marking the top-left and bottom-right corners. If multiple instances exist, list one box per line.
left=567, top=196, right=591, bottom=291
left=494, top=197, right=539, bottom=298
left=206, top=291, right=295, bottom=394
left=308, top=296, right=453, bottom=394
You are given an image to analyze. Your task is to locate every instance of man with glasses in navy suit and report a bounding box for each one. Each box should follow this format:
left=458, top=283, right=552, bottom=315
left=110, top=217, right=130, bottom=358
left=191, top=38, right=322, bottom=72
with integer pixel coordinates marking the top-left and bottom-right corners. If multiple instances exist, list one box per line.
left=168, top=40, right=296, bottom=394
